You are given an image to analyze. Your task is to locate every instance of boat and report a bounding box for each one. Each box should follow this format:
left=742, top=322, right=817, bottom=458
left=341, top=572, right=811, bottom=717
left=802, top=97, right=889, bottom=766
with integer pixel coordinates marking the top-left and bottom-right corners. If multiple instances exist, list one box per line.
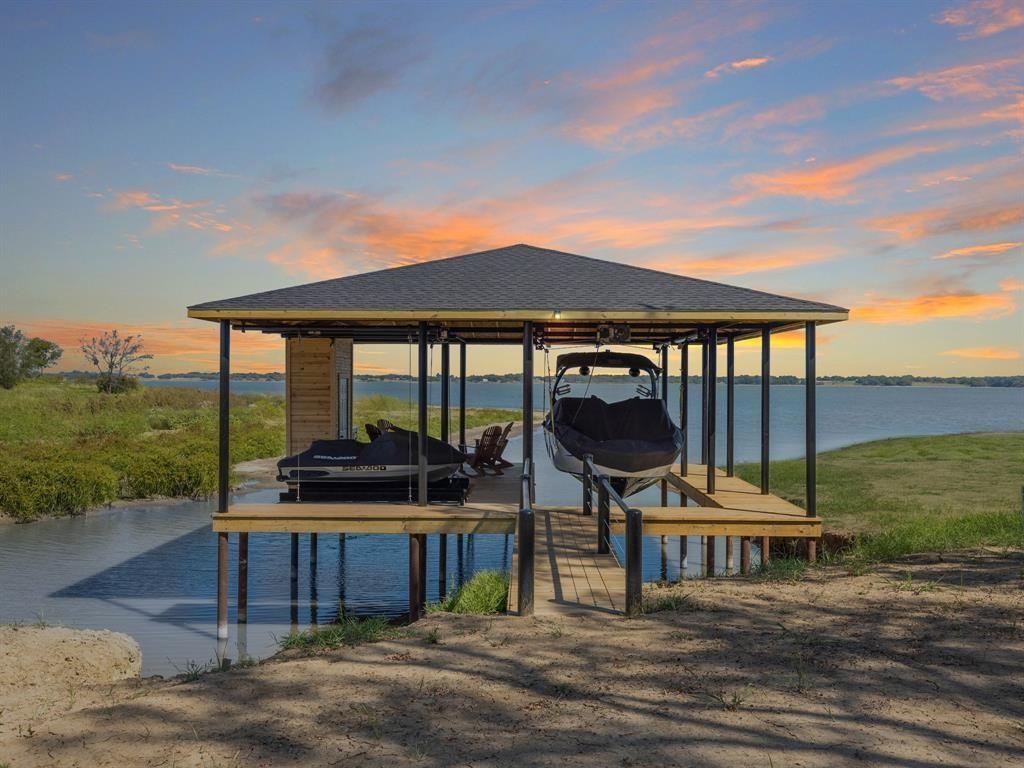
left=543, top=350, right=682, bottom=497
left=276, top=428, right=469, bottom=502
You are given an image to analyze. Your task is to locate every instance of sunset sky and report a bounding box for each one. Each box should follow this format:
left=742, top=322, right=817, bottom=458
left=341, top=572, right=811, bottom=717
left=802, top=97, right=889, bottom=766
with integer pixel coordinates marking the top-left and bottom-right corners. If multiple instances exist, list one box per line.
left=1, top=0, right=1021, bottom=376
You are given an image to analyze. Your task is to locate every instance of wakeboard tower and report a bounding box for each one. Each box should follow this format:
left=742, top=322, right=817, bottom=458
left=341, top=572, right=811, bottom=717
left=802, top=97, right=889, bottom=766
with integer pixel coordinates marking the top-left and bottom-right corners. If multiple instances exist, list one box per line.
left=277, top=428, right=469, bottom=503
left=543, top=350, right=682, bottom=497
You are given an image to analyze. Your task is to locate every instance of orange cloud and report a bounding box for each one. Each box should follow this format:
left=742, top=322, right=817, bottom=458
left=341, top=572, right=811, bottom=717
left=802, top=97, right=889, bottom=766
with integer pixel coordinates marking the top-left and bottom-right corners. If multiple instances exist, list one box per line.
left=1000, top=277, right=1024, bottom=291
left=852, top=290, right=1016, bottom=323
left=936, top=0, right=1024, bottom=39
left=868, top=202, right=1023, bottom=240
left=935, top=241, right=1021, bottom=259
left=705, top=56, right=772, bottom=78
left=739, top=144, right=938, bottom=201
left=941, top=346, right=1021, bottom=360
left=109, top=190, right=159, bottom=210
left=54, top=173, right=73, bottom=183
left=651, top=245, right=839, bottom=277
left=15, top=319, right=283, bottom=374
left=561, top=85, right=678, bottom=147
left=106, top=189, right=235, bottom=233
left=886, top=56, right=1024, bottom=101
left=735, top=333, right=832, bottom=350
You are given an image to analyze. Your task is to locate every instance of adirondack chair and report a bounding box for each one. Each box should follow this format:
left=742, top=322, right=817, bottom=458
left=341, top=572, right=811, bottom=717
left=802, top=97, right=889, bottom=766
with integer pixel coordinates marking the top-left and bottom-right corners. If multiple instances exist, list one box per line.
left=365, top=423, right=382, bottom=441
left=467, top=422, right=515, bottom=475
left=493, top=422, right=515, bottom=469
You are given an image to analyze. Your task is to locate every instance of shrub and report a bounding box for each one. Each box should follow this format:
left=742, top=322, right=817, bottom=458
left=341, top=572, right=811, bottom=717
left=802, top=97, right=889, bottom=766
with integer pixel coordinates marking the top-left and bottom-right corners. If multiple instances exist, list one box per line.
left=429, top=570, right=509, bottom=614
left=0, top=456, right=119, bottom=521
left=95, top=374, right=139, bottom=394
left=279, top=617, right=398, bottom=650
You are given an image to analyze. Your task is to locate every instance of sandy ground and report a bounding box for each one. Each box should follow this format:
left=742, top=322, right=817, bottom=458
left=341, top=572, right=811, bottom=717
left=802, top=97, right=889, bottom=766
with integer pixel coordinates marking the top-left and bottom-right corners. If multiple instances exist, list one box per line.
left=2, top=550, right=1021, bottom=767
left=0, top=626, right=141, bottom=739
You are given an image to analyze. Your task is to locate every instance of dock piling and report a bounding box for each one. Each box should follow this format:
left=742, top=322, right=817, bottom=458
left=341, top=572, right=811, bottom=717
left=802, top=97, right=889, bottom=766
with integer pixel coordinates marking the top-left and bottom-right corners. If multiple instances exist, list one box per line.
left=625, top=508, right=643, bottom=616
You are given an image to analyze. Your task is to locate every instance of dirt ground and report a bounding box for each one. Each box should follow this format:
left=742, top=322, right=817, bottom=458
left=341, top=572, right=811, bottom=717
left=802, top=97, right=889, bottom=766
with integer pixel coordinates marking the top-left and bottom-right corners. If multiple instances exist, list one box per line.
left=0, top=626, right=141, bottom=739
left=2, top=550, right=1021, bottom=767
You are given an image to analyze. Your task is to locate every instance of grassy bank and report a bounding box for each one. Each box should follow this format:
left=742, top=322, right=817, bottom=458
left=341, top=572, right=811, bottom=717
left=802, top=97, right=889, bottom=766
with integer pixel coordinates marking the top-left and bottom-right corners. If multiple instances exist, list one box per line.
left=0, top=382, right=517, bottom=522
left=737, top=432, right=1024, bottom=563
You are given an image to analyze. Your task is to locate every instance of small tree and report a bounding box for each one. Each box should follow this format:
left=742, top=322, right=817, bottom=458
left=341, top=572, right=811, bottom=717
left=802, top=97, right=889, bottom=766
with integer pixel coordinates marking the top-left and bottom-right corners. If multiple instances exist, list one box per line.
left=80, top=330, right=152, bottom=394
left=0, top=325, right=63, bottom=389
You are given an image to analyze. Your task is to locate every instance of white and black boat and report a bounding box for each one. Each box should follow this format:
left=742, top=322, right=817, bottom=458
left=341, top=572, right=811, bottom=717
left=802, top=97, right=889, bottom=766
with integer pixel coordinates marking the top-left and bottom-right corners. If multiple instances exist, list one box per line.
left=277, top=428, right=468, bottom=502
left=544, top=351, right=682, bottom=497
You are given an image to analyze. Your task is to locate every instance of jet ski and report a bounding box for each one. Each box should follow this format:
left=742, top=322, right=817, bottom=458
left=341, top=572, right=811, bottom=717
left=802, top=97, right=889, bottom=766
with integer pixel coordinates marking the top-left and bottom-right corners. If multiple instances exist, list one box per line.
left=277, top=428, right=468, bottom=503
left=544, top=351, right=682, bottom=497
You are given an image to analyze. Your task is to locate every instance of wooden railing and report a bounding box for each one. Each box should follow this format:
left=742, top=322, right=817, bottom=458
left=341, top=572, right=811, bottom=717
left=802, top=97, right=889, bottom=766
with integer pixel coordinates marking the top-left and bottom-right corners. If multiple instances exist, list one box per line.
left=582, top=455, right=643, bottom=616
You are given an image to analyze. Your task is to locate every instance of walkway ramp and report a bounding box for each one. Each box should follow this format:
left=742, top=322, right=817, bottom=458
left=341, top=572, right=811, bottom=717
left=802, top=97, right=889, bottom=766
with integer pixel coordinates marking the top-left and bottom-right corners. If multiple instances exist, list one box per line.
left=508, top=508, right=625, bottom=616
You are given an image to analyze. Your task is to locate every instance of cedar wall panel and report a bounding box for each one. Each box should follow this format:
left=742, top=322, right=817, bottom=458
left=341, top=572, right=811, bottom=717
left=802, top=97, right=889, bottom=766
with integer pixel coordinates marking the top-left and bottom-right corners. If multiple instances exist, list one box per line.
left=286, top=338, right=337, bottom=454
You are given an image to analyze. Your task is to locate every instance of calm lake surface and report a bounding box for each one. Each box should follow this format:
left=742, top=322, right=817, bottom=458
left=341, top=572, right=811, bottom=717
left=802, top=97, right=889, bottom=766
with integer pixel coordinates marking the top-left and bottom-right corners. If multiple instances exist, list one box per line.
left=2, top=382, right=1021, bottom=675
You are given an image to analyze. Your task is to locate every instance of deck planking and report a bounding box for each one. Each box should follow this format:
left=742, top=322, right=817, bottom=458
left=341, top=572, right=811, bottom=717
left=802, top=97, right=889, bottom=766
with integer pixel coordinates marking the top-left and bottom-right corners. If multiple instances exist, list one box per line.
left=509, top=508, right=625, bottom=616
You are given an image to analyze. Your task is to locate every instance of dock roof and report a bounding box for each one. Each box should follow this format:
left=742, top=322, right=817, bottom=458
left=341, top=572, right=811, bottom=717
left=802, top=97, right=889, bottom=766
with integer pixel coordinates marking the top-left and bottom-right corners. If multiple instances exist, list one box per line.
left=187, top=244, right=847, bottom=344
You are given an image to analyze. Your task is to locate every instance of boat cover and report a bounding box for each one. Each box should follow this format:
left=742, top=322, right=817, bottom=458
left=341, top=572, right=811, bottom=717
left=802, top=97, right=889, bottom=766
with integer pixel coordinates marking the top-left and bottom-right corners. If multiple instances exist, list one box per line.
left=556, top=350, right=660, bottom=374
left=277, top=429, right=466, bottom=478
left=551, top=395, right=682, bottom=474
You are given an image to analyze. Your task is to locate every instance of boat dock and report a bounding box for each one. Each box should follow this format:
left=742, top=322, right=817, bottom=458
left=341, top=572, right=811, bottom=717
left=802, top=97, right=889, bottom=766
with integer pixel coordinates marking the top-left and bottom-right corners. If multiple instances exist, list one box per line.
left=191, top=244, right=845, bottom=640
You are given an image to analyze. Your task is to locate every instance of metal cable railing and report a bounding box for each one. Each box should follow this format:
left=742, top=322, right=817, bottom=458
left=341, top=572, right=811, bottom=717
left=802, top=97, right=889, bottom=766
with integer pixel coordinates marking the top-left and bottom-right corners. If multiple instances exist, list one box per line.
left=582, top=454, right=643, bottom=616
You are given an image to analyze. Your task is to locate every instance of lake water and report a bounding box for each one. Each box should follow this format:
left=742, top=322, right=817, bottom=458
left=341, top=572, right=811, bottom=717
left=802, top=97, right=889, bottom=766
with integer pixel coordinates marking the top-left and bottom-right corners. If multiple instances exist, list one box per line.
left=2, top=382, right=1021, bottom=675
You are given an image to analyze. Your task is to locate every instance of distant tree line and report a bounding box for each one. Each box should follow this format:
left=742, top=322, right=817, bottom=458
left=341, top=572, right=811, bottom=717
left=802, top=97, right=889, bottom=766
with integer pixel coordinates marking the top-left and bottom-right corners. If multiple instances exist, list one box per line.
left=57, top=369, right=1021, bottom=388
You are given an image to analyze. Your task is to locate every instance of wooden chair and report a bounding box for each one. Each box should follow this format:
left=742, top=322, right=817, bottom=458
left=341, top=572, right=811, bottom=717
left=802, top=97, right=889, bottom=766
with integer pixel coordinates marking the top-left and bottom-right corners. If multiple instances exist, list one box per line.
left=365, top=423, right=382, bottom=441
left=467, top=423, right=514, bottom=475
left=493, top=422, right=515, bottom=469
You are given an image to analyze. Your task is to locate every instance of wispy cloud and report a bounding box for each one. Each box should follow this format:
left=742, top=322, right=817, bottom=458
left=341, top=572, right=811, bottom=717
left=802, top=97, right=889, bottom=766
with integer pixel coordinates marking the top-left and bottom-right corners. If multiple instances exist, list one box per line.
left=867, top=202, right=1023, bottom=240
left=942, top=345, right=1020, bottom=360
left=705, top=56, right=772, bottom=78
left=936, top=0, right=1024, bottom=39
left=166, top=162, right=231, bottom=177
left=53, top=173, right=73, bottom=182
left=895, top=94, right=1024, bottom=134
left=886, top=56, right=1024, bottom=101
left=106, top=189, right=234, bottom=232
left=737, top=144, right=939, bottom=201
left=934, top=241, right=1021, bottom=259
left=310, top=24, right=425, bottom=114
left=852, top=289, right=1015, bottom=323
left=650, top=245, right=839, bottom=277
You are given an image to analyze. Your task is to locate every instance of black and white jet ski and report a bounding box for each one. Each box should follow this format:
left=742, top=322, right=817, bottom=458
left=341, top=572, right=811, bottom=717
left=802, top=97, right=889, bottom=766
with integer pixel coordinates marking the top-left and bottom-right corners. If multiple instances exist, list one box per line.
left=543, top=351, right=682, bottom=497
left=277, top=428, right=468, bottom=502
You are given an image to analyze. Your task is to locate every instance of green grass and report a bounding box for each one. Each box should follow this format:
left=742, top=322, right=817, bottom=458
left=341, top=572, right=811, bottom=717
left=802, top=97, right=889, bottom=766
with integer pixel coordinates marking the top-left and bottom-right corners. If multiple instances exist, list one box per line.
left=0, top=382, right=517, bottom=522
left=0, top=380, right=284, bottom=521
left=737, top=432, right=1024, bottom=565
left=278, top=616, right=400, bottom=651
left=428, top=570, right=509, bottom=614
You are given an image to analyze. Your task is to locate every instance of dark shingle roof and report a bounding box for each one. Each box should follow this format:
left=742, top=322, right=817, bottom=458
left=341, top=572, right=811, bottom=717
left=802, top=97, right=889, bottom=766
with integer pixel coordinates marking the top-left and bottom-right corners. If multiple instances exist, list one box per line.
left=188, top=244, right=846, bottom=316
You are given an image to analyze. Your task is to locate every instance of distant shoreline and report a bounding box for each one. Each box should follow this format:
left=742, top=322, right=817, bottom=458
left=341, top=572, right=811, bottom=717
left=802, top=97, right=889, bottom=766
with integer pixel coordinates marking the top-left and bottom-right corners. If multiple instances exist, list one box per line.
left=50, top=372, right=1024, bottom=388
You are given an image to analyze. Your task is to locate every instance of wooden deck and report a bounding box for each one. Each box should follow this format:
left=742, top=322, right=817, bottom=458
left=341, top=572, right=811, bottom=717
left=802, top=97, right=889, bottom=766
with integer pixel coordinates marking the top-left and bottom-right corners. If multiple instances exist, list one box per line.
left=212, top=465, right=522, bottom=534
left=509, top=508, right=625, bottom=616
left=669, top=463, right=808, bottom=515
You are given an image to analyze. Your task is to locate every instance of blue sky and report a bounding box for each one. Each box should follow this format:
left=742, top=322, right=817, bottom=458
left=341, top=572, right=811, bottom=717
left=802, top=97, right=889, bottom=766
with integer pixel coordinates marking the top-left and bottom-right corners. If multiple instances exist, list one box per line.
left=1, top=0, right=1021, bottom=375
